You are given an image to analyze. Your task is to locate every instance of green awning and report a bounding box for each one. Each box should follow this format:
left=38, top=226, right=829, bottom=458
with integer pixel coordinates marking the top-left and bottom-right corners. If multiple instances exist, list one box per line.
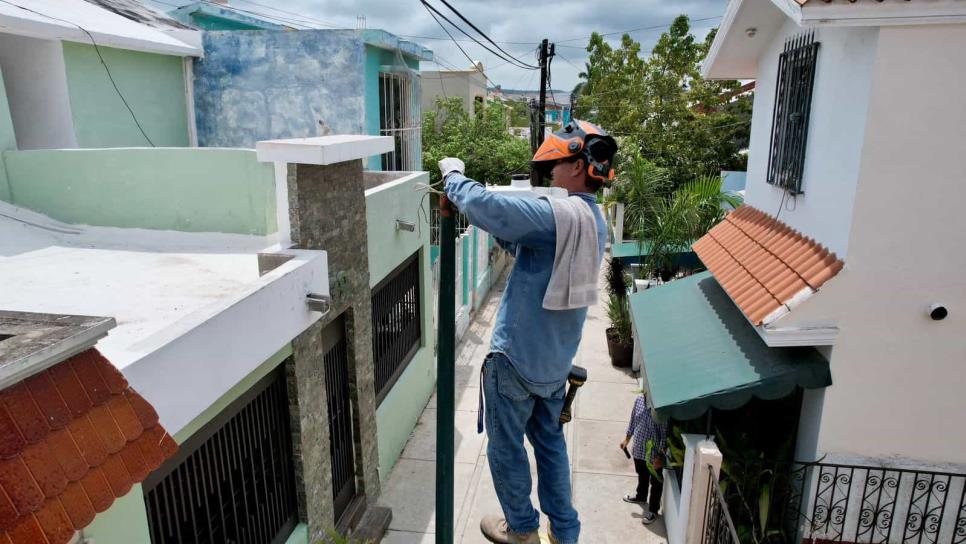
left=611, top=240, right=691, bottom=259
left=630, top=271, right=832, bottom=420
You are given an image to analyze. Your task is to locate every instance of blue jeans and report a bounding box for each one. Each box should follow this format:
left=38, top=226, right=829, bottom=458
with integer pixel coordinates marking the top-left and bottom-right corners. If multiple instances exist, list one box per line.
left=483, top=352, right=580, bottom=543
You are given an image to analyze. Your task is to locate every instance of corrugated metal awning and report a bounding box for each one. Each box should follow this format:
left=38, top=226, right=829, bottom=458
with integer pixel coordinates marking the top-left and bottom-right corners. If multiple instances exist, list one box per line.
left=630, top=271, right=831, bottom=420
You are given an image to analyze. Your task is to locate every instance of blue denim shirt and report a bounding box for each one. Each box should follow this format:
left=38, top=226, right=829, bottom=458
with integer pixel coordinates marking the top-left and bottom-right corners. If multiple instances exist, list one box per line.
left=444, top=174, right=607, bottom=386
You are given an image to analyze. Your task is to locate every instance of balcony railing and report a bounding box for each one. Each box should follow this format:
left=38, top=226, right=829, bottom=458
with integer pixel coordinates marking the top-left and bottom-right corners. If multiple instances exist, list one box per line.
left=718, top=459, right=966, bottom=544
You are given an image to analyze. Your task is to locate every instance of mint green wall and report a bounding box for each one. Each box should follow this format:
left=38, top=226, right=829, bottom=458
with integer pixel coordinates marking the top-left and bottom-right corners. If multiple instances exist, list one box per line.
left=364, top=46, right=421, bottom=170
left=85, top=484, right=151, bottom=544
left=366, top=173, right=437, bottom=478
left=1, top=148, right=277, bottom=235
left=62, top=42, right=190, bottom=148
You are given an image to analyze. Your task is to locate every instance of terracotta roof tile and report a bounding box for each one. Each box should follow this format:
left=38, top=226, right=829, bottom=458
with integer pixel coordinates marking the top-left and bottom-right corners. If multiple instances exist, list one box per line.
left=124, top=391, right=159, bottom=430
left=20, top=443, right=67, bottom=499
left=57, top=484, right=94, bottom=530
left=79, top=469, right=113, bottom=514
left=0, top=349, right=176, bottom=544
left=69, top=356, right=111, bottom=407
left=6, top=516, right=45, bottom=544
left=66, top=417, right=108, bottom=468
left=34, top=499, right=73, bottom=544
left=0, top=488, right=18, bottom=531
left=693, top=205, right=844, bottom=326
left=46, top=365, right=91, bottom=419
left=0, top=457, right=44, bottom=516
left=89, top=355, right=128, bottom=395
left=106, top=396, right=142, bottom=443
left=0, top=409, right=25, bottom=460
left=87, top=406, right=125, bottom=456
left=117, top=443, right=148, bottom=483
left=45, top=431, right=87, bottom=483
left=99, top=455, right=132, bottom=498
left=2, top=384, right=48, bottom=445
left=23, top=373, right=71, bottom=432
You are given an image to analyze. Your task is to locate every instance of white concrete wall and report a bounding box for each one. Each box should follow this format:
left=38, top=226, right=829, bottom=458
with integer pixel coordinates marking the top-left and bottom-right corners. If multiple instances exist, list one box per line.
left=816, top=24, right=966, bottom=466
left=421, top=70, right=486, bottom=116
left=0, top=34, right=77, bottom=149
left=743, top=22, right=879, bottom=258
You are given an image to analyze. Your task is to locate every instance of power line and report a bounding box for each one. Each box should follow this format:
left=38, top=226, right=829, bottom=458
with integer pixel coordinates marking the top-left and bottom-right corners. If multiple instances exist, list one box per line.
left=420, top=1, right=538, bottom=71
left=230, top=0, right=340, bottom=28
left=432, top=0, right=540, bottom=69
left=421, top=1, right=502, bottom=89
left=555, top=15, right=723, bottom=43
left=0, top=0, right=156, bottom=146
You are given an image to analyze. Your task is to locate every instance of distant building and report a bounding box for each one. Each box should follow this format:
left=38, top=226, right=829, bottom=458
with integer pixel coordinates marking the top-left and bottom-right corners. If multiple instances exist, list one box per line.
left=421, top=62, right=488, bottom=116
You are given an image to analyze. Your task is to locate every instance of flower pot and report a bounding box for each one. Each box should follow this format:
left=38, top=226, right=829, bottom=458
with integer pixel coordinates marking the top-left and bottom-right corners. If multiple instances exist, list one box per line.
left=606, top=327, right=634, bottom=368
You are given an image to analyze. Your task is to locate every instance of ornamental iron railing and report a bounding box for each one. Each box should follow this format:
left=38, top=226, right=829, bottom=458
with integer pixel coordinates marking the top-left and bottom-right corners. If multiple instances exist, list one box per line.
left=717, top=459, right=966, bottom=544
left=705, top=465, right=742, bottom=544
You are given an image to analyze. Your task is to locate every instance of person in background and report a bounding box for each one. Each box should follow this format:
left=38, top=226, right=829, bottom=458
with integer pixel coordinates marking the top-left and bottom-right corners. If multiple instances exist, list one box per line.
left=621, top=392, right=668, bottom=525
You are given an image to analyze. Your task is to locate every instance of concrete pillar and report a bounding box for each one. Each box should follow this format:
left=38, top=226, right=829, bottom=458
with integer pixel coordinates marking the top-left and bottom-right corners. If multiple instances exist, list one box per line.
left=676, top=433, right=723, bottom=544
left=257, top=135, right=394, bottom=541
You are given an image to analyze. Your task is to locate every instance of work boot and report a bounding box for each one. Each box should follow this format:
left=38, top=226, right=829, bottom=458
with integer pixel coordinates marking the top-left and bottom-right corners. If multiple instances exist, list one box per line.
left=480, top=515, right=540, bottom=544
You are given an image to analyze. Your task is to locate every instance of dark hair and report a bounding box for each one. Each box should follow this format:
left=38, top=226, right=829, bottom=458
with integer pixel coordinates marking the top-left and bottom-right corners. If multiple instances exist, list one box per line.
left=560, top=155, right=603, bottom=192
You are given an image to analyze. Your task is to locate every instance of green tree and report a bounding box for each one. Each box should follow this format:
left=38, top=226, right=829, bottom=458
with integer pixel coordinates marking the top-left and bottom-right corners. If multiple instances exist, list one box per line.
left=423, top=97, right=531, bottom=186
left=574, top=15, right=751, bottom=188
left=505, top=98, right=532, bottom=127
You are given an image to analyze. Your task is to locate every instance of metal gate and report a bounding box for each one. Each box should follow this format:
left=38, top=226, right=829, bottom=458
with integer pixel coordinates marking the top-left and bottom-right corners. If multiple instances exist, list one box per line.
left=143, top=367, right=298, bottom=544
left=323, top=316, right=357, bottom=523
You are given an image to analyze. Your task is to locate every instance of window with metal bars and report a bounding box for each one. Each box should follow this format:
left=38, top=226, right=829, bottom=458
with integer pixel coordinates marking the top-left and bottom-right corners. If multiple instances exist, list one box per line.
left=142, top=367, right=298, bottom=544
left=379, top=71, right=422, bottom=171
left=766, top=32, right=820, bottom=194
left=371, top=251, right=422, bottom=404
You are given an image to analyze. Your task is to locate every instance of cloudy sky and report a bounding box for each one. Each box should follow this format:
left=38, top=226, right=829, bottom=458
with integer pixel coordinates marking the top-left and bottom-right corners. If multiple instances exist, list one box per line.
left=156, top=0, right=729, bottom=92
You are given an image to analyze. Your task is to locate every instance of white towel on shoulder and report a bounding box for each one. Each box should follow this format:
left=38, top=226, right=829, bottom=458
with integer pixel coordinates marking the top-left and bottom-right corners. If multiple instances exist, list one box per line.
left=543, top=196, right=601, bottom=310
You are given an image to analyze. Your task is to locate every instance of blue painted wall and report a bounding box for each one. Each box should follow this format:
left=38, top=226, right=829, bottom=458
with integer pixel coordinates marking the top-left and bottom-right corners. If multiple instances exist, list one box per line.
left=193, top=30, right=366, bottom=148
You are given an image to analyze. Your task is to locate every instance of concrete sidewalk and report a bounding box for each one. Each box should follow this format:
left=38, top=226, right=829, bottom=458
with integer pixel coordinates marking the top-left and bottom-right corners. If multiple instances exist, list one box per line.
left=379, top=273, right=667, bottom=544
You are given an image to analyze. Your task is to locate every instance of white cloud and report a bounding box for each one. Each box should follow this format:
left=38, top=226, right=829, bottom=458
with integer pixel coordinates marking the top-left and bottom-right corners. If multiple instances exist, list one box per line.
left=155, top=0, right=728, bottom=91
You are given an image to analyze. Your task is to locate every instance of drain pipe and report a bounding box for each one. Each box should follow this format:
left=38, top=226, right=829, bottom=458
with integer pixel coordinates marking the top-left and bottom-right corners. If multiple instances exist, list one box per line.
left=436, top=195, right=456, bottom=544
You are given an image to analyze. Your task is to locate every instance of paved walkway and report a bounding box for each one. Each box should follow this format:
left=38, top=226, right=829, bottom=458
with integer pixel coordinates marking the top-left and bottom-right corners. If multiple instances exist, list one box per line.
left=379, top=271, right=668, bottom=544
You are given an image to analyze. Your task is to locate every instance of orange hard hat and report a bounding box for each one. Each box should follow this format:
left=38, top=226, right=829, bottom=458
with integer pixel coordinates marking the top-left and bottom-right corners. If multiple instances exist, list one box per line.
left=531, top=120, right=617, bottom=183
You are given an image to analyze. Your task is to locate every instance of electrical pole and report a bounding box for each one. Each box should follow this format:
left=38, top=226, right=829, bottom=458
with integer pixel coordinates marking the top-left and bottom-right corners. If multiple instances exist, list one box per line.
left=535, top=39, right=550, bottom=186
left=534, top=39, right=555, bottom=186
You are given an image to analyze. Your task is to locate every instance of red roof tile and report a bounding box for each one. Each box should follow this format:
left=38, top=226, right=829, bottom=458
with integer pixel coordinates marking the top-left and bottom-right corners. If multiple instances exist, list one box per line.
left=0, top=349, right=176, bottom=544
left=693, top=206, right=844, bottom=326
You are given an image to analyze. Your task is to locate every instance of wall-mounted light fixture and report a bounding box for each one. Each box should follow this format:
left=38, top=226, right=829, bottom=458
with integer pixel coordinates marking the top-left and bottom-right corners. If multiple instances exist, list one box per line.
left=395, top=219, right=416, bottom=232
left=746, top=27, right=757, bottom=38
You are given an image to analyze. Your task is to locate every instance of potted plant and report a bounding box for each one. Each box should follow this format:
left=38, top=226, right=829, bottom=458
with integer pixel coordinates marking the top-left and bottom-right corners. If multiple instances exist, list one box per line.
left=604, top=257, right=634, bottom=367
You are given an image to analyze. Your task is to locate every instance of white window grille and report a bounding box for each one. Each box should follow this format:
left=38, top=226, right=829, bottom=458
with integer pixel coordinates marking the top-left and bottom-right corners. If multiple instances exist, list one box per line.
left=379, top=70, right=422, bottom=171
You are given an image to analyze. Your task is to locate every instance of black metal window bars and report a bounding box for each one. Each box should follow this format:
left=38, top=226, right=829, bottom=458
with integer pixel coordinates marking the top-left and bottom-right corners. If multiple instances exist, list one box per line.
left=766, top=32, right=820, bottom=195
left=142, top=368, right=298, bottom=544
left=371, top=251, right=423, bottom=405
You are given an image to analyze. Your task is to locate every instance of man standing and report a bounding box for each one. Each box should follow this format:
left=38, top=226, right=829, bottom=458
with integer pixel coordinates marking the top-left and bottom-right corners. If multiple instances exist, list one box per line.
left=621, top=393, right=669, bottom=525
left=439, top=121, right=617, bottom=544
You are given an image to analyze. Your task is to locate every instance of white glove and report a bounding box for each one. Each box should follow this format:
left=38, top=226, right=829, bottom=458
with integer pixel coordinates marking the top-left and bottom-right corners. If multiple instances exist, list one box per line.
left=438, top=157, right=465, bottom=181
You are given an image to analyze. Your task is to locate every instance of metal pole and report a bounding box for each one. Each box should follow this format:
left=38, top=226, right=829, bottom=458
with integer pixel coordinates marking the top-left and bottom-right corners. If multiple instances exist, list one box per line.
left=436, top=195, right=456, bottom=544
